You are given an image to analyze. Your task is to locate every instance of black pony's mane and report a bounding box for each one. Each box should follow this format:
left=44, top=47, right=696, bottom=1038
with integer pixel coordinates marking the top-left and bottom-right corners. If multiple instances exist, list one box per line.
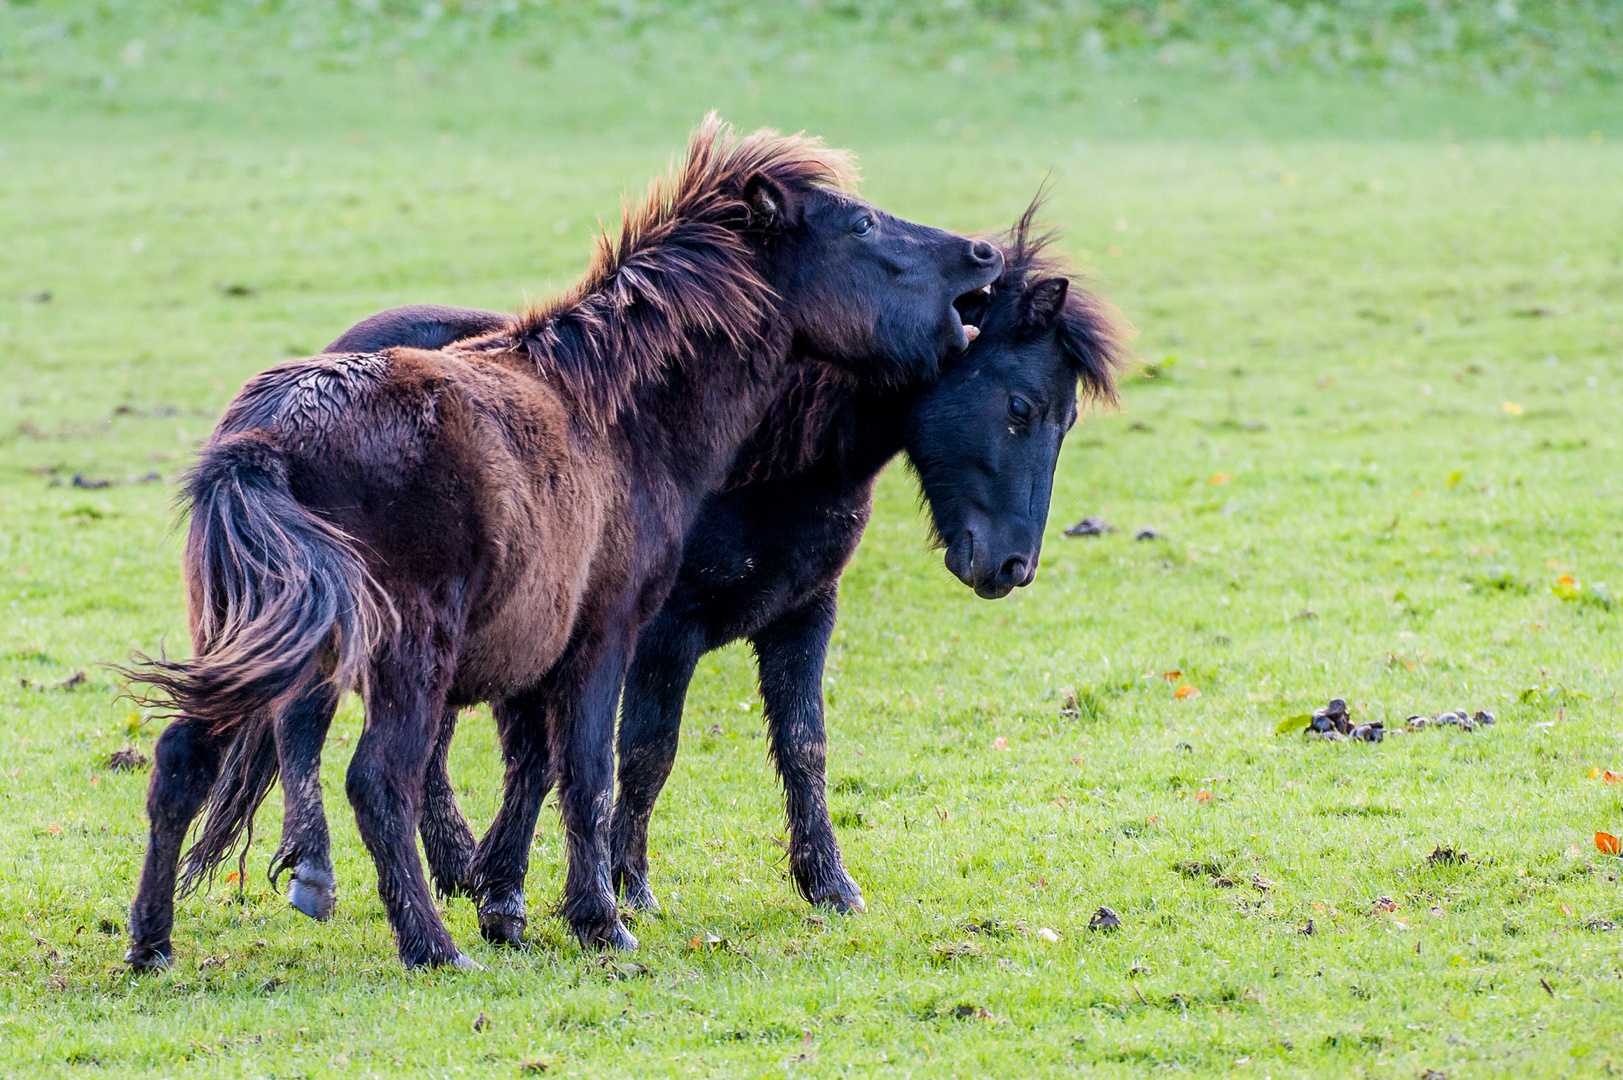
left=459, top=113, right=859, bottom=422
left=722, top=192, right=1130, bottom=490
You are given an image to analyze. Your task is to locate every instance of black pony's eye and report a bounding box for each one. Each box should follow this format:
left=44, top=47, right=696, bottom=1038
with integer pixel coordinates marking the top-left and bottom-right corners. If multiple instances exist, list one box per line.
left=852, top=215, right=874, bottom=237
left=1008, top=395, right=1032, bottom=421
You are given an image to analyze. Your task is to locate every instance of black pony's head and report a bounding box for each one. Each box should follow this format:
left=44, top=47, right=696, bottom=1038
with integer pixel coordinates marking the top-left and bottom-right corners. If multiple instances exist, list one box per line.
left=905, top=197, right=1131, bottom=599
left=745, top=173, right=1003, bottom=386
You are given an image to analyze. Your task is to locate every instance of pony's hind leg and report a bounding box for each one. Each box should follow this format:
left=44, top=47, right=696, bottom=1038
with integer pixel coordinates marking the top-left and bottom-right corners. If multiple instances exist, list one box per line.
left=270, top=680, right=342, bottom=921
left=751, top=587, right=864, bottom=914
left=552, top=633, right=638, bottom=951
left=421, top=706, right=478, bottom=898
left=127, top=715, right=230, bottom=970
left=344, top=615, right=469, bottom=968
left=470, top=687, right=555, bottom=946
left=611, top=612, right=708, bottom=911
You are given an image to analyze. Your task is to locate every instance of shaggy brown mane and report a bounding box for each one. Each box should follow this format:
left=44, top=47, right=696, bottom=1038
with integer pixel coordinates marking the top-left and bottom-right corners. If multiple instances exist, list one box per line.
left=461, top=113, right=859, bottom=422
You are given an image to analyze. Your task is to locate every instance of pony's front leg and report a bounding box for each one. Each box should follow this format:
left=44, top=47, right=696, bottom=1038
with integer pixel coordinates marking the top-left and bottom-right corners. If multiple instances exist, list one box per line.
left=345, top=617, right=470, bottom=969
left=611, top=611, right=709, bottom=911
left=750, top=586, right=865, bottom=913
left=554, top=633, right=638, bottom=950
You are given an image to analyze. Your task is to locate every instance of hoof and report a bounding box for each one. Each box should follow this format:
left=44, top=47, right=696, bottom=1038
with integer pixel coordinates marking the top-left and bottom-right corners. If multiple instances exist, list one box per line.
left=578, top=919, right=639, bottom=952
left=478, top=911, right=527, bottom=947
left=405, top=947, right=480, bottom=970
left=287, top=876, right=337, bottom=921
left=125, top=941, right=172, bottom=972
left=477, top=891, right=528, bottom=947
left=799, top=866, right=866, bottom=915
left=618, top=877, right=660, bottom=913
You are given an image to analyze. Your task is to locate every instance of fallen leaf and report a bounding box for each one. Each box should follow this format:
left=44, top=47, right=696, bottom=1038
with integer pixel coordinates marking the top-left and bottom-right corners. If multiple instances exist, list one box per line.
left=1208, top=472, right=1231, bottom=485
left=1598, top=833, right=1620, bottom=854
left=1561, top=903, right=1574, bottom=915
left=1069, top=756, right=1084, bottom=766
left=1502, top=401, right=1524, bottom=415
left=1275, top=713, right=1311, bottom=734
left=1174, top=685, right=1201, bottom=699
left=1160, top=670, right=1183, bottom=682
left=225, top=870, right=241, bottom=884
left=991, top=736, right=1009, bottom=752
left=1558, top=574, right=1577, bottom=587
left=1037, top=927, right=1059, bottom=943
left=1591, top=767, right=1603, bottom=779
left=1195, top=790, right=1214, bottom=802
left=1607, top=771, right=1623, bottom=784
left=46, top=824, right=62, bottom=835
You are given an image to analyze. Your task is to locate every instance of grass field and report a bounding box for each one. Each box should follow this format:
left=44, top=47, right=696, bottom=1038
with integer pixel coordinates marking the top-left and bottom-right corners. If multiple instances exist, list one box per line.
left=5, top=11, right=1623, bottom=1077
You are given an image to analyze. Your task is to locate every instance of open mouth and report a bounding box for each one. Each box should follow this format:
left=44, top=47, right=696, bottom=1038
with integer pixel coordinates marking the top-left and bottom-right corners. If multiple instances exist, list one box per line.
left=951, top=283, right=992, bottom=345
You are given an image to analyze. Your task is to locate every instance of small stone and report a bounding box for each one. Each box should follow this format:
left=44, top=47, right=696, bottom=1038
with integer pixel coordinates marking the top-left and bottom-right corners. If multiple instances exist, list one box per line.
left=1134, top=527, right=1162, bottom=541
left=1088, top=907, right=1122, bottom=932
left=1435, top=712, right=1461, bottom=726
left=1064, top=516, right=1115, bottom=538
left=1351, top=723, right=1383, bottom=743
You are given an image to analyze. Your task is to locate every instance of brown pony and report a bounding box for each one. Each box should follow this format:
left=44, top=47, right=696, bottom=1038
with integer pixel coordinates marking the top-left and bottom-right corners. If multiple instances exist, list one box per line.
left=124, top=115, right=1002, bottom=969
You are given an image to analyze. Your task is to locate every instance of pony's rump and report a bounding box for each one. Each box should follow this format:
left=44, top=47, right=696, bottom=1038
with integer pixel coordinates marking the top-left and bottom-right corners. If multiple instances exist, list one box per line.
left=127, top=428, right=389, bottom=734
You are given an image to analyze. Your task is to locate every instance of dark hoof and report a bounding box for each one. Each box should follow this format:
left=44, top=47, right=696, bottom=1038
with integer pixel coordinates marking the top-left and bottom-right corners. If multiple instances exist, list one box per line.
left=404, top=947, right=480, bottom=970
left=479, top=910, right=527, bottom=947
left=126, top=941, right=172, bottom=972
left=798, top=865, right=866, bottom=914
left=287, top=876, right=337, bottom=921
left=812, top=887, right=866, bottom=915
left=617, top=876, right=660, bottom=913
left=477, top=891, right=528, bottom=947
left=577, top=919, right=639, bottom=952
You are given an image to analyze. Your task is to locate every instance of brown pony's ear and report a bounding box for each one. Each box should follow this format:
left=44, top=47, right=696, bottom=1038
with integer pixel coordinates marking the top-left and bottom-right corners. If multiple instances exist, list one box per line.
left=743, top=171, right=798, bottom=229
left=1018, top=277, right=1069, bottom=331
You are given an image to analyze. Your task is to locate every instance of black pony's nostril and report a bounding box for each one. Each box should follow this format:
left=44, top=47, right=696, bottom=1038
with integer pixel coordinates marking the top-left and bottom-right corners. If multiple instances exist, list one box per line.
left=999, top=556, right=1027, bottom=584
left=970, top=240, right=998, bottom=265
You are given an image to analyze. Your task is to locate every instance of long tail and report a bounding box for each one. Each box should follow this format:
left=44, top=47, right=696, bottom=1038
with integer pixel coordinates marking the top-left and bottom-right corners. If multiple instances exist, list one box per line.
left=125, top=429, right=390, bottom=888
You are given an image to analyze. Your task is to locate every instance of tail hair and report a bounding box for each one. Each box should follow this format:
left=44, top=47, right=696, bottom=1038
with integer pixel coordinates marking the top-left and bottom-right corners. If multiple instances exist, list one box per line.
left=121, top=430, right=390, bottom=888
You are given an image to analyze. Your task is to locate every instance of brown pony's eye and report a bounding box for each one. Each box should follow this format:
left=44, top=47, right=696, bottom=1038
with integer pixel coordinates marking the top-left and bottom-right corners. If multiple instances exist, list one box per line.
left=1008, top=395, right=1032, bottom=421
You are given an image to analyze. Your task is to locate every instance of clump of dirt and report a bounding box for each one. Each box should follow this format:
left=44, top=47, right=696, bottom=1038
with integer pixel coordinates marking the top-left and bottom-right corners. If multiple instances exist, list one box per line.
left=1406, top=709, right=1495, bottom=732
left=108, top=747, right=149, bottom=772
left=1064, top=516, right=1115, bottom=537
left=1297, top=697, right=1496, bottom=745
left=1088, top=906, right=1122, bottom=932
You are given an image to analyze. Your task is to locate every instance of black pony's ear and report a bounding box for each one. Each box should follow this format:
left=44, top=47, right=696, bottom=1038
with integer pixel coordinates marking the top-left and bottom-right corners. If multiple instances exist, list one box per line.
left=1018, top=276, right=1069, bottom=331
left=743, top=171, right=798, bottom=230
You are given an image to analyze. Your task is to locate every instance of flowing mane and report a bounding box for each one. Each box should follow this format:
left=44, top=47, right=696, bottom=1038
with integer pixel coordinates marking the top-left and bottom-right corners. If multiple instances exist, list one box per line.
left=462, top=114, right=859, bottom=422
left=992, top=192, right=1130, bottom=404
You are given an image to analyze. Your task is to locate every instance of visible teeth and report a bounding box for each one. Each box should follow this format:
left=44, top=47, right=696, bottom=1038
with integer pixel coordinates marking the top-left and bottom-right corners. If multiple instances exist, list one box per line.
left=964, top=325, right=981, bottom=342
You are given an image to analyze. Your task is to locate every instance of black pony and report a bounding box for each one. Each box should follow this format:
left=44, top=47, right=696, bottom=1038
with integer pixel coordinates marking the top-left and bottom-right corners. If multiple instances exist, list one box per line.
left=123, top=117, right=1001, bottom=969
left=298, top=200, right=1126, bottom=935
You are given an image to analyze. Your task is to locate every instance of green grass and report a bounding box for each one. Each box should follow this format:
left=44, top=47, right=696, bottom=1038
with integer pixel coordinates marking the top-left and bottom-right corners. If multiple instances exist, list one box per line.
left=5, top=14, right=1623, bottom=1078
